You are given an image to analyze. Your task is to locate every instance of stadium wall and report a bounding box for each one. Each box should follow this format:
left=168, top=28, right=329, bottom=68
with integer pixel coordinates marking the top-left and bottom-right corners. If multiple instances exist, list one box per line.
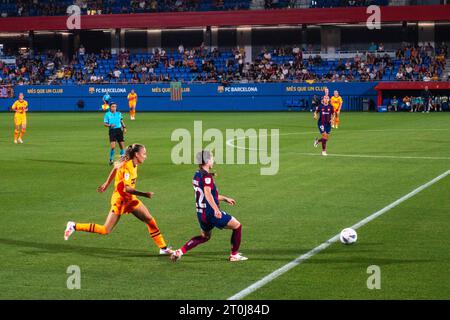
left=3, top=83, right=378, bottom=112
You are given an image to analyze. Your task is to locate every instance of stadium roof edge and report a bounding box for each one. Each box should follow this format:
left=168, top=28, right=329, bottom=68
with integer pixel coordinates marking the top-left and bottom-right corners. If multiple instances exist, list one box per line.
left=0, top=5, right=449, bottom=32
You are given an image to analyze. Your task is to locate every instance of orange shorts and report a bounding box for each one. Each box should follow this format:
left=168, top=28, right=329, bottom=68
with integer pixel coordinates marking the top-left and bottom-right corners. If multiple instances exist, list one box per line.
left=333, top=107, right=341, bottom=114
left=129, top=103, right=136, bottom=109
left=110, top=194, right=142, bottom=215
left=14, top=114, right=26, bottom=126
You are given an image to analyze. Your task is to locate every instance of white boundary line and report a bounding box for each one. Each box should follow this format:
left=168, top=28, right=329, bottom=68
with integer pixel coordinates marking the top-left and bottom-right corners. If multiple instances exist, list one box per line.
left=227, top=169, right=450, bottom=300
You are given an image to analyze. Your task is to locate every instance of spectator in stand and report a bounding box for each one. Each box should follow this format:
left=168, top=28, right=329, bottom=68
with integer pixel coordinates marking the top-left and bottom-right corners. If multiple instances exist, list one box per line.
left=405, top=64, right=414, bottom=81
left=423, top=73, right=432, bottom=82
left=396, top=68, right=405, bottom=81
left=368, top=42, right=377, bottom=52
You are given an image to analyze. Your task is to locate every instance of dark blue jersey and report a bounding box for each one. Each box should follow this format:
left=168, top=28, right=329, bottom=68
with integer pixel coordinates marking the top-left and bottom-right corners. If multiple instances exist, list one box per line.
left=193, top=170, right=219, bottom=214
left=315, top=104, right=334, bottom=126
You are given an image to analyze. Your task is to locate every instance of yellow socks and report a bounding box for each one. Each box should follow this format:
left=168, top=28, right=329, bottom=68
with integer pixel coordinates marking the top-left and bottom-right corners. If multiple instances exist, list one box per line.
left=75, top=223, right=108, bottom=235
left=146, top=218, right=167, bottom=249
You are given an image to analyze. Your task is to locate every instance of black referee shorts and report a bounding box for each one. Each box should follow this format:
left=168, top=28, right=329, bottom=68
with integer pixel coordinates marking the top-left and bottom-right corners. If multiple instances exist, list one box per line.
left=109, top=128, right=124, bottom=142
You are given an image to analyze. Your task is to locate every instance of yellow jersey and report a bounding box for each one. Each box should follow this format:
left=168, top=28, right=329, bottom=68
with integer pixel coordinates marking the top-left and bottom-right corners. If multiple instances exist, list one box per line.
left=12, top=100, right=28, bottom=114
left=330, top=96, right=343, bottom=110
left=113, top=160, right=138, bottom=200
left=127, top=93, right=137, bottom=104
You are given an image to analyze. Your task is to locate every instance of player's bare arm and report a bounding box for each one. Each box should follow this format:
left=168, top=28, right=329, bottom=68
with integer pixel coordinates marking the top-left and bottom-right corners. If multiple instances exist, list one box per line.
left=97, top=165, right=121, bottom=192
left=219, top=195, right=236, bottom=205
left=124, top=186, right=153, bottom=199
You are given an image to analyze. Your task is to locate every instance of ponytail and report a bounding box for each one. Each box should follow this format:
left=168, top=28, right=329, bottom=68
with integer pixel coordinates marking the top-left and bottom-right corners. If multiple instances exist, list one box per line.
left=125, top=143, right=144, bottom=161
left=115, top=143, right=144, bottom=166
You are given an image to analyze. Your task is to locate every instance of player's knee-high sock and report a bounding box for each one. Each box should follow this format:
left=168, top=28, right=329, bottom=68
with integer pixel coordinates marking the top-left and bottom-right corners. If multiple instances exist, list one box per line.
left=335, top=116, right=340, bottom=126
left=231, top=225, right=242, bottom=255
left=181, top=235, right=209, bottom=254
left=14, top=129, right=19, bottom=140
left=119, top=149, right=125, bottom=157
left=75, top=223, right=108, bottom=235
left=322, top=139, right=328, bottom=151
left=109, top=148, right=115, bottom=161
left=146, top=218, right=167, bottom=249
left=19, top=128, right=25, bottom=138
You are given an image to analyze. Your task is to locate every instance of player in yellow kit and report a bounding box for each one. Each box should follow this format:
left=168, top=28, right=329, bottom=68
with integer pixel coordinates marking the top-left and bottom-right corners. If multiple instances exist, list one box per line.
left=331, top=90, right=343, bottom=128
left=11, top=92, right=28, bottom=144
left=127, top=89, right=137, bottom=120
left=64, top=143, right=173, bottom=255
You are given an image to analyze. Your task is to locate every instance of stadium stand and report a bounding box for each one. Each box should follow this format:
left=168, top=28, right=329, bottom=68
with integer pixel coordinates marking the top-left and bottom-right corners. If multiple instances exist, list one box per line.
left=0, top=43, right=447, bottom=85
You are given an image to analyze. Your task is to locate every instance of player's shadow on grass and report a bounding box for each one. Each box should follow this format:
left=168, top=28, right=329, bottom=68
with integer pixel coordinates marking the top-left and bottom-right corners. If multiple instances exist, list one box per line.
left=24, top=158, right=88, bottom=166
left=0, top=237, right=164, bottom=261
left=188, top=248, right=313, bottom=262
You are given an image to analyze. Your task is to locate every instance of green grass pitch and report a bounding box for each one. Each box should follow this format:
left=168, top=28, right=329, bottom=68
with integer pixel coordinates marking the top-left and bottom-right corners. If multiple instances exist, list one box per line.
left=0, top=111, right=449, bottom=299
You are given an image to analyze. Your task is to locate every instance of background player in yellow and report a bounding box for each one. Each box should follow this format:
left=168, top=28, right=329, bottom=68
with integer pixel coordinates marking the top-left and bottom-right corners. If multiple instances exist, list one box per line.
left=64, top=143, right=173, bottom=255
left=331, top=90, right=343, bottom=128
left=127, top=89, right=137, bottom=120
left=11, top=92, right=28, bottom=144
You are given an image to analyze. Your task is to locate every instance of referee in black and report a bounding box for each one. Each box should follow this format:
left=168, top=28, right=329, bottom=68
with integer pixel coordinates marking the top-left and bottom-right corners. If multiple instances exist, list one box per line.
left=103, top=102, right=127, bottom=165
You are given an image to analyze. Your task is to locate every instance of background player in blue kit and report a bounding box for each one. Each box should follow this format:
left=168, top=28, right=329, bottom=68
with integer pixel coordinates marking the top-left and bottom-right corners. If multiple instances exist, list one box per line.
left=171, top=150, right=248, bottom=262
left=314, top=95, right=334, bottom=156
left=104, top=102, right=127, bottom=165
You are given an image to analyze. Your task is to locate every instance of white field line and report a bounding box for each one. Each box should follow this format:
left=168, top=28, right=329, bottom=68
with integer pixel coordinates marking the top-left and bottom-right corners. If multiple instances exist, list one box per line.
left=227, top=169, right=450, bottom=300
left=225, top=129, right=450, bottom=160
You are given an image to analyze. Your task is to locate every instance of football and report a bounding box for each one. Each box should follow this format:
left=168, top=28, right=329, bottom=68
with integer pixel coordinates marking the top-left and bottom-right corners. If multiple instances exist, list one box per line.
left=340, top=228, right=357, bottom=244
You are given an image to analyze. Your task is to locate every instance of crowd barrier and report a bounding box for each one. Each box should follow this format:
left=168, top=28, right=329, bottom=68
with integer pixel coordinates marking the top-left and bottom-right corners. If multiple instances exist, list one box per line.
left=2, top=82, right=379, bottom=112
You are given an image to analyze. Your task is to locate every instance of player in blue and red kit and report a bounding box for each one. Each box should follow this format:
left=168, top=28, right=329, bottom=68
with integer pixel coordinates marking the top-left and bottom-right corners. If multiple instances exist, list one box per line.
left=170, top=150, right=248, bottom=262
left=314, top=95, right=334, bottom=156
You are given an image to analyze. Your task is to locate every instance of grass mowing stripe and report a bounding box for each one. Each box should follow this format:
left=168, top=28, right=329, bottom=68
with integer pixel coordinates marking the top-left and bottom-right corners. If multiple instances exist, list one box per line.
left=294, top=153, right=450, bottom=161
left=227, top=169, right=450, bottom=301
